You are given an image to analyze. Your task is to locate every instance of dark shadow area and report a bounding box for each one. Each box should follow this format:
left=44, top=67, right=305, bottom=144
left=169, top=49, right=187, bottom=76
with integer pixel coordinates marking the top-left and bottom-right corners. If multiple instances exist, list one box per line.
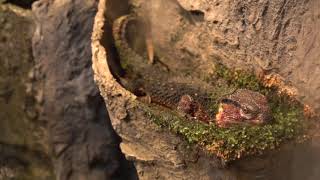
left=99, top=1, right=139, bottom=179
left=4, top=0, right=37, bottom=9
left=101, top=22, right=126, bottom=78
left=189, top=10, right=205, bottom=22
left=90, top=94, right=139, bottom=180
left=100, top=0, right=131, bottom=78
left=0, top=143, right=53, bottom=174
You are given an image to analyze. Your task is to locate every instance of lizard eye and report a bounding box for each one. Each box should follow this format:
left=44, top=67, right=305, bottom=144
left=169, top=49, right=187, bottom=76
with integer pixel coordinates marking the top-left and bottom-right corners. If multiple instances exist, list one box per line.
left=241, top=107, right=250, bottom=113
left=240, top=108, right=254, bottom=119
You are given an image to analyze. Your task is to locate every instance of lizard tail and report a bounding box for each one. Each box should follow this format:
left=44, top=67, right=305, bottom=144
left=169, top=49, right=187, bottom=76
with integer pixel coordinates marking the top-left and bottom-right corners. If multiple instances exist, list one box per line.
left=112, top=15, right=147, bottom=68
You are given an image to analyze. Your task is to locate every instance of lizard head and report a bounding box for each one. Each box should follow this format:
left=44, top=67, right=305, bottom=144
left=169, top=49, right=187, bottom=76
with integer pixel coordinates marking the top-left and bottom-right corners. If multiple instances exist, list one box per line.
left=215, top=89, right=272, bottom=128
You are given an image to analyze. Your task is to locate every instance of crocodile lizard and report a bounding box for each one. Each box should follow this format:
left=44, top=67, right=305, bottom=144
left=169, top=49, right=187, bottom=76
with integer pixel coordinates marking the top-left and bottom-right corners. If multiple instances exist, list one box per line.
left=216, top=89, right=272, bottom=128
left=112, top=14, right=272, bottom=128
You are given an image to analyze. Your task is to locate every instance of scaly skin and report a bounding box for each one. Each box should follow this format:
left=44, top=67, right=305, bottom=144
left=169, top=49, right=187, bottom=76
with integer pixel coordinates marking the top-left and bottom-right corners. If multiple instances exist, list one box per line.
left=216, top=89, right=272, bottom=128
left=113, top=15, right=272, bottom=127
left=142, top=81, right=214, bottom=123
left=112, top=15, right=147, bottom=68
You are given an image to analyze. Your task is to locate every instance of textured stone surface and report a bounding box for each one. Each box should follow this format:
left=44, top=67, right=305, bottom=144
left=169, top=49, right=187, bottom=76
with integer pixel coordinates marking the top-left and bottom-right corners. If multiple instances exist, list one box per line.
left=174, top=0, right=320, bottom=112
left=130, top=0, right=320, bottom=111
left=92, top=0, right=320, bottom=179
left=4, top=0, right=317, bottom=179
left=0, top=4, right=53, bottom=180
left=32, top=0, right=135, bottom=179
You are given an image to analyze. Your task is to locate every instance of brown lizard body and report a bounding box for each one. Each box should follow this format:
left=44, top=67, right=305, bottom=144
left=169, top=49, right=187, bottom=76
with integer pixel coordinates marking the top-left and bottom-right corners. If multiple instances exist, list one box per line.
left=142, top=81, right=214, bottom=123
left=113, top=15, right=272, bottom=127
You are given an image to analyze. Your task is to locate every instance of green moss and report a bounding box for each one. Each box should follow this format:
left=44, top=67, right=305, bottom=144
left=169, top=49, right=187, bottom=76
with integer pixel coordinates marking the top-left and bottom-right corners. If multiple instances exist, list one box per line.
left=141, top=63, right=308, bottom=162
left=213, top=63, right=266, bottom=91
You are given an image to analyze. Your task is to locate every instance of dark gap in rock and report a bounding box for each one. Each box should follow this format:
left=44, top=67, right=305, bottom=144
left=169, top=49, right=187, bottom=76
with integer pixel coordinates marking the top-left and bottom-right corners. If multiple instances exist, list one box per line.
left=99, top=2, right=139, bottom=178
left=100, top=0, right=131, bottom=79
left=101, top=23, right=126, bottom=78
left=4, top=0, right=37, bottom=9
left=112, top=155, right=139, bottom=180
left=213, top=20, right=219, bottom=24
left=189, top=10, right=205, bottom=22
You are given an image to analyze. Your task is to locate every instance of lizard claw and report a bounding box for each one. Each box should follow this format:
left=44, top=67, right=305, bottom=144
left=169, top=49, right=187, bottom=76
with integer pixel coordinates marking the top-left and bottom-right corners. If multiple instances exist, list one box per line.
left=146, top=36, right=154, bottom=64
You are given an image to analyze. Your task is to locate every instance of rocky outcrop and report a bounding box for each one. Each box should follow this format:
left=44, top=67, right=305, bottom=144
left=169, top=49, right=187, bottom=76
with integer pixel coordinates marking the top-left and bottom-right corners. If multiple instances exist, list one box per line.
left=177, top=0, right=320, bottom=112
left=2, top=0, right=319, bottom=179
left=32, top=0, right=135, bottom=179
left=0, top=4, right=53, bottom=180
left=92, top=0, right=320, bottom=179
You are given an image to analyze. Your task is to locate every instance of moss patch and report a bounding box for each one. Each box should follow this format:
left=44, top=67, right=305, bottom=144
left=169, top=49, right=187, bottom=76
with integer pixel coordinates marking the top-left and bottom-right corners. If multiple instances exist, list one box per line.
left=141, top=63, right=308, bottom=162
